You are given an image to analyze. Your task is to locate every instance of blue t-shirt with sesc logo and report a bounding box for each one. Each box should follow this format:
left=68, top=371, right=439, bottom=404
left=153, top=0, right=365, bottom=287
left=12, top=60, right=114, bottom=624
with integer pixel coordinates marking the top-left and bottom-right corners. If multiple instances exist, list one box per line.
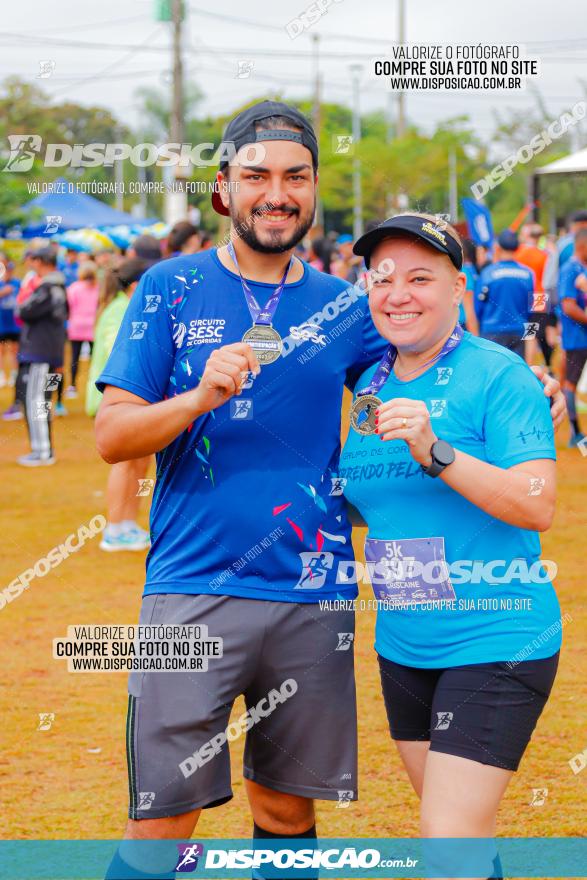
left=97, top=248, right=387, bottom=602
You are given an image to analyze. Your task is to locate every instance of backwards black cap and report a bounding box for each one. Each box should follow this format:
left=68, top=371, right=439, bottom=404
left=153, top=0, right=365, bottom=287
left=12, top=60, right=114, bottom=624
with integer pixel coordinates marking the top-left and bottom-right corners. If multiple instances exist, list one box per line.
left=211, top=100, right=318, bottom=216
left=353, top=214, right=463, bottom=271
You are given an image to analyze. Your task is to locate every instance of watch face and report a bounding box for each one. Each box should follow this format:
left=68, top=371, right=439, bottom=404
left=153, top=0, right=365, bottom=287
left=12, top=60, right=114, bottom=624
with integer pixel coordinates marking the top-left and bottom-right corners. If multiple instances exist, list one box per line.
left=433, top=439, right=455, bottom=466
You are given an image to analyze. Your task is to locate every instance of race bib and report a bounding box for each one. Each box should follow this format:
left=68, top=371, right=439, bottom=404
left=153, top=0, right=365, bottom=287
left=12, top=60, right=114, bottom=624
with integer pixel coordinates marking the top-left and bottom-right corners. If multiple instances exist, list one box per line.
left=364, top=536, right=456, bottom=604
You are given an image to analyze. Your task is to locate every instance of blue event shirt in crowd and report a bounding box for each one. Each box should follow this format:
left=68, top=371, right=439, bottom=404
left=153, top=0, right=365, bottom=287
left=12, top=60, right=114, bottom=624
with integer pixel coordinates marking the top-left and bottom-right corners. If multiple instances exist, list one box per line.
left=474, top=259, right=534, bottom=335
left=0, top=278, right=21, bottom=335
left=558, top=257, right=587, bottom=351
left=97, top=249, right=387, bottom=602
left=340, top=333, right=561, bottom=667
left=460, top=263, right=478, bottom=327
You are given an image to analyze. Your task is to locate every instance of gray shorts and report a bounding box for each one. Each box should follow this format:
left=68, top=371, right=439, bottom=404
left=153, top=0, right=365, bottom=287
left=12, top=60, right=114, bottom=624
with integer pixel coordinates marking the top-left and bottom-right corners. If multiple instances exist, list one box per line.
left=126, top=594, right=357, bottom=819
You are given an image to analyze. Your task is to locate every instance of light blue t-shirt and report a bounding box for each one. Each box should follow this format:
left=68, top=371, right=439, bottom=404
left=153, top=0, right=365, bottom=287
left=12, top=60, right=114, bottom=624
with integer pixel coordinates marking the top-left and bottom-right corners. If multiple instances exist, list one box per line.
left=97, top=249, right=387, bottom=602
left=340, top=333, right=561, bottom=667
left=558, top=257, right=587, bottom=351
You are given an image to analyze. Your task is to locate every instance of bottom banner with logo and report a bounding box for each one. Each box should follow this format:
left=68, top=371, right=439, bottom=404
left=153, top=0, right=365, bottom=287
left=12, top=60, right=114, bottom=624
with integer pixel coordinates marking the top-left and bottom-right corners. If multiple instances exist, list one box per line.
left=0, top=838, right=585, bottom=878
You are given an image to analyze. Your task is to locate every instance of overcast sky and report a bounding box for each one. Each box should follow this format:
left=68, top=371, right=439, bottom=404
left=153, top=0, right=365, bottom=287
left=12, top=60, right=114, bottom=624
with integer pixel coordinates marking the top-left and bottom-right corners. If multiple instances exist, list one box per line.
left=1, top=0, right=586, bottom=142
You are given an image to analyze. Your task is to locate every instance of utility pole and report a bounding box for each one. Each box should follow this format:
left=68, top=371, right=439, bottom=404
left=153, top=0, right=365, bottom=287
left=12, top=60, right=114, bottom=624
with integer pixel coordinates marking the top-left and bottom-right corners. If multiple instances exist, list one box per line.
left=350, top=64, right=363, bottom=239
left=448, top=148, right=458, bottom=222
left=397, top=0, right=406, bottom=137
left=385, top=87, right=394, bottom=216
left=312, top=34, right=324, bottom=228
left=164, top=0, right=188, bottom=224
left=115, top=127, right=124, bottom=212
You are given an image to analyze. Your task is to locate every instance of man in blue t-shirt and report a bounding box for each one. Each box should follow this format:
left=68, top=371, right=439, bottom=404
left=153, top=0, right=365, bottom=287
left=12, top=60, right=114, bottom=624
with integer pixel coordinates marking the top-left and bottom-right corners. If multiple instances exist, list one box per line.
left=543, top=210, right=587, bottom=304
left=558, top=228, right=587, bottom=446
left=96, top=101, right=388, bottom=880
left=59, top=248, right=79, bottom=288
left=474, top=229, right=534, bottom=358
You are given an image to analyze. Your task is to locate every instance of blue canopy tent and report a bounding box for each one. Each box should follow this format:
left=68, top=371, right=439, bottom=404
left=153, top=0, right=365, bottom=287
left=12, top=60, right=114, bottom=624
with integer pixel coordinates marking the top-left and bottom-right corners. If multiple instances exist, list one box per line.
left=6, top=178, right=154, bottom=238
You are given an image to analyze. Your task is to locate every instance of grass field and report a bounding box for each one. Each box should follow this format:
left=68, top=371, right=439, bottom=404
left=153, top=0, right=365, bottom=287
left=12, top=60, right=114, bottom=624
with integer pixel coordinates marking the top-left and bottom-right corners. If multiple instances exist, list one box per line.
left=0, top=362, right=585, bottom=845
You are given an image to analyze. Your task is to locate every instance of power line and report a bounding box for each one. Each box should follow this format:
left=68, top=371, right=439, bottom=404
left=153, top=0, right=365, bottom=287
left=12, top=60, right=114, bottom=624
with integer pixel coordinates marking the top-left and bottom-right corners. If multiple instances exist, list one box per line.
left=26, top=14, right=147, bottom=33
left=0, top=32, right=381, bottom=58
left=49, top=26, right=164, bottom=99
left=187, top=4, right=392, bottom=44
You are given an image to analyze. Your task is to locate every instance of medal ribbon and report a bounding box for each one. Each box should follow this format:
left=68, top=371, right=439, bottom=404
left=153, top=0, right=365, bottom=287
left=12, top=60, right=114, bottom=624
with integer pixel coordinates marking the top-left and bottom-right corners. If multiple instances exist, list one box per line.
left=358, top=322, right=465, bottom=399
left=227, top=241, right=293, bottom=326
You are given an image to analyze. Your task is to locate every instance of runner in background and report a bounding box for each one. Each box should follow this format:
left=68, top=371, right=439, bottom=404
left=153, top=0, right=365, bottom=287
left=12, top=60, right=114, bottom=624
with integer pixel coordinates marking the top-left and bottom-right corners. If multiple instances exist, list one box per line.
left=166, top=221, right=200, bottom=257
left=307, top=236, right=334, bottom=273
left=474, top=229, right=534, bottom=359
left=332, top=234, right=363, bottom=284
left=558, top=227, right=587, bottom=447
left=127, top=234, right=162, bottom=267
left=515, top=224, right=555, bottom=369
left=14, top=248, right=67, bottom=466
left=3, top=250, right=41, bottom=421
left=65, top=260, right=99, bottom=399
left=86, top=259, right=151, bottom=551
left=0, top=254, right=21, bottom=389
left=543, top=210, right=587, bottom=297
left=461, top=238, right=479, bottom=334
left=59, top=247, right=80, bottom=288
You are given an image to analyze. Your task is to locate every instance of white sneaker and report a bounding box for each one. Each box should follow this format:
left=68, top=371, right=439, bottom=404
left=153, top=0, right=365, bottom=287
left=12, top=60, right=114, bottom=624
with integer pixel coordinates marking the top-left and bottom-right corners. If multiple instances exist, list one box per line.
left=17, top=452, right=56, bottom=467
left=100, top=531, right=150, bottom=552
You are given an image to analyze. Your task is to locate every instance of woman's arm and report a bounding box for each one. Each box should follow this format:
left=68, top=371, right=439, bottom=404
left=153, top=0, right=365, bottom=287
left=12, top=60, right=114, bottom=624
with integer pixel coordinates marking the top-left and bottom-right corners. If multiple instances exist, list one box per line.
left=96, top=342, right=259, bottom=463
left=375, top=398, right=556, bottom=532
left=438, top=452, right=555, bottom=532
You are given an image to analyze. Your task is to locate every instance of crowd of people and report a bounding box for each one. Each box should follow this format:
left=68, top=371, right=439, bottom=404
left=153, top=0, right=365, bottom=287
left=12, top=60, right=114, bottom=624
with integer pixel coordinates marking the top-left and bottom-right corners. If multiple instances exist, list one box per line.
left=0, top=223, right=200, bottom=552
left=1, top=205, right=586, bottom=565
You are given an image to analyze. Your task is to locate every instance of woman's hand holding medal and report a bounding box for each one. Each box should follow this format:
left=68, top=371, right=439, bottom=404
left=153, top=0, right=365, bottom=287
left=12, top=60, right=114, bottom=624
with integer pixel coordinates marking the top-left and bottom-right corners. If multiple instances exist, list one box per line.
left=375, top=398, right=438, bottom=467
left=193, top=343, right=260, bottom=413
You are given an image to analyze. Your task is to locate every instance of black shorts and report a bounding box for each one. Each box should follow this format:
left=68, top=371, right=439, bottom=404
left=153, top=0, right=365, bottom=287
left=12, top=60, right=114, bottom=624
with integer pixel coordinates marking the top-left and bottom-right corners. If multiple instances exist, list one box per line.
left=565, top=348, right=587, bottom=386
left=483, top=332, right=525, bottom=358
left=528, top=310, right=557, bottom=330
left=378, top=652, right=559, bottom=771
left=0, top=332, right=20, bottom=342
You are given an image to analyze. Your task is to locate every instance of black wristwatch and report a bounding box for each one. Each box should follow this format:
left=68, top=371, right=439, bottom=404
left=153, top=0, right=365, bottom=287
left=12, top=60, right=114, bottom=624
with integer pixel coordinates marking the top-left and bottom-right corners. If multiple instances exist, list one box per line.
left=421, top=439, right=455, bottom=477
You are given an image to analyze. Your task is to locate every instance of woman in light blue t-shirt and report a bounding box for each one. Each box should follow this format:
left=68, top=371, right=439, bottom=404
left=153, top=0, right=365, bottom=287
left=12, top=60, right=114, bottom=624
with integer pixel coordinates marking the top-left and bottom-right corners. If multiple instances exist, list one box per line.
left=341, top=213, right=561, bottom=875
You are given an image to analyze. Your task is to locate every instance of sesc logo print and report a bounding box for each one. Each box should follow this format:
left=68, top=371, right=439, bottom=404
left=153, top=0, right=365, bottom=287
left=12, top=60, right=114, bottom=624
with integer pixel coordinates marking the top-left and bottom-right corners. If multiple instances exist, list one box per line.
left=289, top=322, right=327, bottom=345
left=172, top=322, right=187, bottom=348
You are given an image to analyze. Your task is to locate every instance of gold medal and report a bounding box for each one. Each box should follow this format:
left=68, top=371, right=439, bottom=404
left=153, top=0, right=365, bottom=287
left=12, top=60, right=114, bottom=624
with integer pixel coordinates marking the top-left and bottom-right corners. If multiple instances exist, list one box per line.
left=350, top=394, right=381, bottom=435
left=242, top=325, right=283, bottom=365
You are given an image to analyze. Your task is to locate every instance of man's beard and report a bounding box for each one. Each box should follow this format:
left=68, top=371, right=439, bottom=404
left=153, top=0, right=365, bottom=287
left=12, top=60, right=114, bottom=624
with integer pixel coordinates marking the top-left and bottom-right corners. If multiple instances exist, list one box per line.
left=229, top=198, right=315, bottom=254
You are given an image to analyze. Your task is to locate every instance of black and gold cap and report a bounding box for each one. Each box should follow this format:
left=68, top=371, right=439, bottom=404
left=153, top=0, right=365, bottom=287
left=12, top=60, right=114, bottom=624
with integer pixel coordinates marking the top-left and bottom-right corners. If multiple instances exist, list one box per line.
left=353, top=214, right=463, bottom=270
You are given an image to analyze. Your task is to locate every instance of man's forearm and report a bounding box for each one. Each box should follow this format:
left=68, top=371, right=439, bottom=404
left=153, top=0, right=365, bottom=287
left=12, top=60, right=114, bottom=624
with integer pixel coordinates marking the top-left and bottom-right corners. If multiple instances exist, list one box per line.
left=95, top=388, right=207, bottom=463
left=562, top=300, right=587, bottom=324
